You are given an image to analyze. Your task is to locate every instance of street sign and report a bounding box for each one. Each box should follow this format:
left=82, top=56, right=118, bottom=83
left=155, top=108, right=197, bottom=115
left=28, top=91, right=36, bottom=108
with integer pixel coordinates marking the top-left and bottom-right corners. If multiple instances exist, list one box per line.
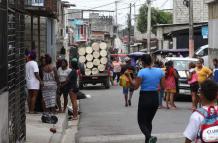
left=201, top=26, right=208, bottom=39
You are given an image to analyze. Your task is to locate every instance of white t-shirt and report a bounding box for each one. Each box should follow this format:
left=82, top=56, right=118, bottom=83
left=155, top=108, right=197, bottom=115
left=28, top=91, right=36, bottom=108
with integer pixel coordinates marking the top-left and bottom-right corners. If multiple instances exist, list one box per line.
left=58, top=67, right=72, bottom=82
left=25, top=61, right=40, bottom=90
left=183, top=106, right=218, bottom=142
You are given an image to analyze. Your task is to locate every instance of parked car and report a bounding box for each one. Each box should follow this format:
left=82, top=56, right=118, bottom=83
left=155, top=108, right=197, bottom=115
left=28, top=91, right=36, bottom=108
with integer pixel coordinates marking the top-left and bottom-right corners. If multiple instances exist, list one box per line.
left=165, top=57, right=199, bottom=99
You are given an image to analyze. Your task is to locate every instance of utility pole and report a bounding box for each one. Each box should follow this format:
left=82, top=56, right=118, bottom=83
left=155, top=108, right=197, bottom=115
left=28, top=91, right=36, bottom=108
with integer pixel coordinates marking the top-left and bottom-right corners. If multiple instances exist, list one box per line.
left=189, top=0, right=194, bottom=57
left=115, top=1, right=118, bottom=35
left=147, top=0, right=151, bottom=54
left=115, top=1, right=118, bottom=25
left=128, top=3, right=132, bottom=54
left=134, top=3, right=136, bottom=22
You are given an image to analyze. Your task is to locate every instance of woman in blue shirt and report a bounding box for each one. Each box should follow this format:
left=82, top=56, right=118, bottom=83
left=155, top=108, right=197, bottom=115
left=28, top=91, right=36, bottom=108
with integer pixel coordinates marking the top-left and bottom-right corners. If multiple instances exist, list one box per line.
left=127, top=54, right=165, bottom=143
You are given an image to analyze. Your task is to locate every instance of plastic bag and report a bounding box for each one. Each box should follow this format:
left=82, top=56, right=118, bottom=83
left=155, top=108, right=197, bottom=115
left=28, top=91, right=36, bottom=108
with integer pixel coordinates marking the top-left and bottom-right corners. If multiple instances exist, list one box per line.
left=119, top=74, right=130, bottom=87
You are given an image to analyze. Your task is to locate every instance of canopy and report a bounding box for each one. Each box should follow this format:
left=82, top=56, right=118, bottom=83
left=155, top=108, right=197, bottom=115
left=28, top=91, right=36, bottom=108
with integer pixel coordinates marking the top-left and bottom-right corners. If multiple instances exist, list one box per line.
left=129, top=52, right=146, bottom=57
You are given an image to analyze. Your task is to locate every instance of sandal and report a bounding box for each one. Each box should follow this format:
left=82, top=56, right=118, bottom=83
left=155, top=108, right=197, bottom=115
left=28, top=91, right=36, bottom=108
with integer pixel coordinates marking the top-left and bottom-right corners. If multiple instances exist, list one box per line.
left=72, top=116, right=78, bottom=120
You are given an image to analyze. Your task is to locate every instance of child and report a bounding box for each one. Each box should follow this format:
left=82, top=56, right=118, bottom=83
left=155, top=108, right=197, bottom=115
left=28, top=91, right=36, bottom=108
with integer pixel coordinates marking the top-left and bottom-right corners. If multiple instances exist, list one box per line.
left=187, top=62, right=199, bottom=110
left=183, top=80, right=218, bottom=143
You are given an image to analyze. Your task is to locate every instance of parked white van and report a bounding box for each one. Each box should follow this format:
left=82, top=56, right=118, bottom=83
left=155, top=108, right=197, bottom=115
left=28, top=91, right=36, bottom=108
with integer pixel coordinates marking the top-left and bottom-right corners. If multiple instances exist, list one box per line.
left=194, top=45, right=210, bottom=67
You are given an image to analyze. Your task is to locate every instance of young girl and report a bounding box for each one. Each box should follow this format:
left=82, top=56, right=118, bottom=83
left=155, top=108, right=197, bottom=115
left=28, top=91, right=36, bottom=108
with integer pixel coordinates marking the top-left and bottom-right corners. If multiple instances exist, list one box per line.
left=165, top=61, right=178, bottom=109
left=187, top=62, right=199, bottom=110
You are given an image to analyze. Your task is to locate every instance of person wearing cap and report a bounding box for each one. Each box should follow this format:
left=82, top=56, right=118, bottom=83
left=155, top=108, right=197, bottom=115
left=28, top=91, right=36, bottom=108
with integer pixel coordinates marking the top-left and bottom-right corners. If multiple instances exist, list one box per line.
left=120, top=57, right=136, bottom=107
left=25, top=52, right=43, bottom=113
left=64, top=61, right=79, bottom=120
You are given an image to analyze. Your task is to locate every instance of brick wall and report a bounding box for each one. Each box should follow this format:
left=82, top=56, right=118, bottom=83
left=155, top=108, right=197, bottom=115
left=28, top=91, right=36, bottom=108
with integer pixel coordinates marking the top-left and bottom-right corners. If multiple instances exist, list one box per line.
left=173, top=0, right=208, bottom=24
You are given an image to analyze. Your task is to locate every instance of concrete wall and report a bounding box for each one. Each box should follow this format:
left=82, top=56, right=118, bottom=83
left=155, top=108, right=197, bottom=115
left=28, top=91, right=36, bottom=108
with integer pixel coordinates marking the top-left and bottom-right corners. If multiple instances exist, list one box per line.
left=0, top=92, right=8, bottom=143
left=46, top=18, right=57, bottom=63
left=173, top=0, right=208, bottom=24
left=207, top=2, right=218, bottom=68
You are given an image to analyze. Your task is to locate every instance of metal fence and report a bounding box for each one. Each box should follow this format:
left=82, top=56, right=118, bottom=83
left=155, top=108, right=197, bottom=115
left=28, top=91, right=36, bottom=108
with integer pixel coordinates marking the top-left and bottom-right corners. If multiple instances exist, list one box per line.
left=8, top=0, right=26, bottom=142
left=0, top=0, right=8, bottom=92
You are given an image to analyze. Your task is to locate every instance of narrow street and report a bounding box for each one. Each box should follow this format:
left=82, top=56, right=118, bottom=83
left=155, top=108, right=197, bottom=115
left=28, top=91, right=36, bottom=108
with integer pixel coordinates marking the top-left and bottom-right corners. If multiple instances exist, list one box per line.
left=76, top=85, right=192, bottom=143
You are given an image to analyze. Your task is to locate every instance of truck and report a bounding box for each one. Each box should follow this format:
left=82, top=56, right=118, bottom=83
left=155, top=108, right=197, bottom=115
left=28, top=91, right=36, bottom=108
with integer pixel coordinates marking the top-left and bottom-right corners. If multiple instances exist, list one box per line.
left=77, top=41, right=111, bottom=89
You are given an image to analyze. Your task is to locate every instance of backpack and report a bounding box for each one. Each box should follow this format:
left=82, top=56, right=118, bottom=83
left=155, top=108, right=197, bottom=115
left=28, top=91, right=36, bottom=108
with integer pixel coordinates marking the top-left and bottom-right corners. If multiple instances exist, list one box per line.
left=195, top=106, right=218, bottom=143
left=41, top=113, right=58, bottom=124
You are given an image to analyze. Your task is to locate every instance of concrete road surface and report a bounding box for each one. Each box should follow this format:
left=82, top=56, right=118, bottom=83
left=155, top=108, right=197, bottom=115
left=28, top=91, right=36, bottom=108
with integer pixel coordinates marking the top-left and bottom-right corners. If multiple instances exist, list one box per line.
left=76, top=85, right=192, bottom=143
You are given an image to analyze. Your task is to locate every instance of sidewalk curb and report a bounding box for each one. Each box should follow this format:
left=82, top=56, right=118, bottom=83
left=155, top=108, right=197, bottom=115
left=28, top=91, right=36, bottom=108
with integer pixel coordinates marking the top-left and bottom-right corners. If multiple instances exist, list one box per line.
left=60, top=101, right=80, bottom=143
left=50, top=109, right=69, bottom=143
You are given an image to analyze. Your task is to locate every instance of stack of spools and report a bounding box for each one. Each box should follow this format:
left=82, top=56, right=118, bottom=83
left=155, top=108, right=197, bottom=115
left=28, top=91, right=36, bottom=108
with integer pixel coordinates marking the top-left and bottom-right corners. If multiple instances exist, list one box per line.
left=78, top=42, right=108, bottom=76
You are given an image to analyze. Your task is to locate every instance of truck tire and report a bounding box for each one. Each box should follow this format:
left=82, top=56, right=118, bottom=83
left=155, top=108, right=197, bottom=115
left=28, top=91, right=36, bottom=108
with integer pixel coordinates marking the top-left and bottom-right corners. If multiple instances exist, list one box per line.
left=104, top=77, right=110, bottom=89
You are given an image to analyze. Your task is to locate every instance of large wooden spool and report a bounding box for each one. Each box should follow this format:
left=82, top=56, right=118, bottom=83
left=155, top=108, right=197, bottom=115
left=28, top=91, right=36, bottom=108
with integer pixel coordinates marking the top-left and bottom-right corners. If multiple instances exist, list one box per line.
left=79, top=56, right=86, bottom=63
left=86, top=54, right=93, bottom=62
left=92, top=68, right=99, bottom=75
left=86, top=47, right=93, bottom=54
left=99, top=42, right=107, bottom=50
left=86, top=62, right=94, bottom=69
left=100, top=57, right=108, bottom=65
left=85, top=69, right=92, bottom=76
left=98, top=64, right=106, bottom=72
left=78, top=47, right=86, bottom=56
left=92, top=42, right=100, bottom=51
left=100, top=50, right=107, bottom=57
left=93, top=59, right=100, bottom=66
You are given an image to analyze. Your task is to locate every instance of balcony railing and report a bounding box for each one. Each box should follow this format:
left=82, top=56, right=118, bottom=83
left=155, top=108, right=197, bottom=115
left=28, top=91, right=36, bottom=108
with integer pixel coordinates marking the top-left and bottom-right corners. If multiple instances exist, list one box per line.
left=25, top=0, right=57, bottom=17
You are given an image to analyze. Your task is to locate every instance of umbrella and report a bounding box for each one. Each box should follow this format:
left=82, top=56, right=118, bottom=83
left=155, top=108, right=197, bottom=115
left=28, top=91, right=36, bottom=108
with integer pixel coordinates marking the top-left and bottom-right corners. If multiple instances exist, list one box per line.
left=129, top=52, right=146, bottom=57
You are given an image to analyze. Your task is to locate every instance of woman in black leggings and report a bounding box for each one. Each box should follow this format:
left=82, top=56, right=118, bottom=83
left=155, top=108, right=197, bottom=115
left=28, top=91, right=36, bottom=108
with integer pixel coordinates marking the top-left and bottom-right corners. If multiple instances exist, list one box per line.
left=126, top=54, right=165, bottom=143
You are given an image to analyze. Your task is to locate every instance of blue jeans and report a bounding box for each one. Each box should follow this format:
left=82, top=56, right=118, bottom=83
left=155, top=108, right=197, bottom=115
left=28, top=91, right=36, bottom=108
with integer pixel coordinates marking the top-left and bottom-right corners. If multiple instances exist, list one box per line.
left=158, top=89, right=164, bottom=106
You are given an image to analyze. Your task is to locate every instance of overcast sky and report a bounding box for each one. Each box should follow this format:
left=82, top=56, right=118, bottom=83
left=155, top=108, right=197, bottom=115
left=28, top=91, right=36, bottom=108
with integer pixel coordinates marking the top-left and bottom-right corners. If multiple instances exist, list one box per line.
left=67, top=0, right=173, bottom=27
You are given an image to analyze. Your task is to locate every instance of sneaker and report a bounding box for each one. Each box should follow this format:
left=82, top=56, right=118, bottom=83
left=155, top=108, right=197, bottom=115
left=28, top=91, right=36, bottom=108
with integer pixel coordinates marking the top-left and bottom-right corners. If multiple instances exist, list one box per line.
left=148, top=136, right=157, bottom=143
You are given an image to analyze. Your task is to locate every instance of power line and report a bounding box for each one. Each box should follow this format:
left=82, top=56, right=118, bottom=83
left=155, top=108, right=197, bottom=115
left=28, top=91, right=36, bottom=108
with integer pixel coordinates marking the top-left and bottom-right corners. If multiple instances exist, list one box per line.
left=117, top=3, right=143, bottom=11
left=90, top=2, right=115, bottom=10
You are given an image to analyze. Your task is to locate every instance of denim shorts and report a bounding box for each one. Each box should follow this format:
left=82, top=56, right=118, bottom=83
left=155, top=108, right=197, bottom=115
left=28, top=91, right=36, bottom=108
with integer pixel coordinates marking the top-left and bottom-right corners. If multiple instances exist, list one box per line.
left=123, top=87, right=134, bottom=95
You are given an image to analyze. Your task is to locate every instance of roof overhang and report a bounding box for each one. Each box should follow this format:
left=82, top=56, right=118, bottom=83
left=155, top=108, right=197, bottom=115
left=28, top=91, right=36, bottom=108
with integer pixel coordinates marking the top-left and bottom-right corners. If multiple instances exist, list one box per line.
left=205, top=0, right=216, bottom=4
left=25, top=7, right=57, bottom=18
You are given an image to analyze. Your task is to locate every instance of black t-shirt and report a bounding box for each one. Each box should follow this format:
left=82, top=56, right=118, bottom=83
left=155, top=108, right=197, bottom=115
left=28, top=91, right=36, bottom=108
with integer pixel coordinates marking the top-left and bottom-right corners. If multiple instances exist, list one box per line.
left=67, top=69, right=78, bottom=92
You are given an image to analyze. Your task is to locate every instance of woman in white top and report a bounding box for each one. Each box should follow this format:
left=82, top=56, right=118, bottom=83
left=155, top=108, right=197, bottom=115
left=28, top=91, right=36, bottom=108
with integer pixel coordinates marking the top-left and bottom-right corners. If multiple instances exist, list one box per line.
left=57, top=59, right=72, bottom=112
left=25, top=52, right=42, bottom=113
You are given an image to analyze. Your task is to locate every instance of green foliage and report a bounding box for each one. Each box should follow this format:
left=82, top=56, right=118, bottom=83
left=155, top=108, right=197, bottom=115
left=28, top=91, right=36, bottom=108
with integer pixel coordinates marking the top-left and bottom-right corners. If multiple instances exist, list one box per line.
left=157, top=11, right=173, bottom=24
left=137, top=4, right=173, bottom=33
